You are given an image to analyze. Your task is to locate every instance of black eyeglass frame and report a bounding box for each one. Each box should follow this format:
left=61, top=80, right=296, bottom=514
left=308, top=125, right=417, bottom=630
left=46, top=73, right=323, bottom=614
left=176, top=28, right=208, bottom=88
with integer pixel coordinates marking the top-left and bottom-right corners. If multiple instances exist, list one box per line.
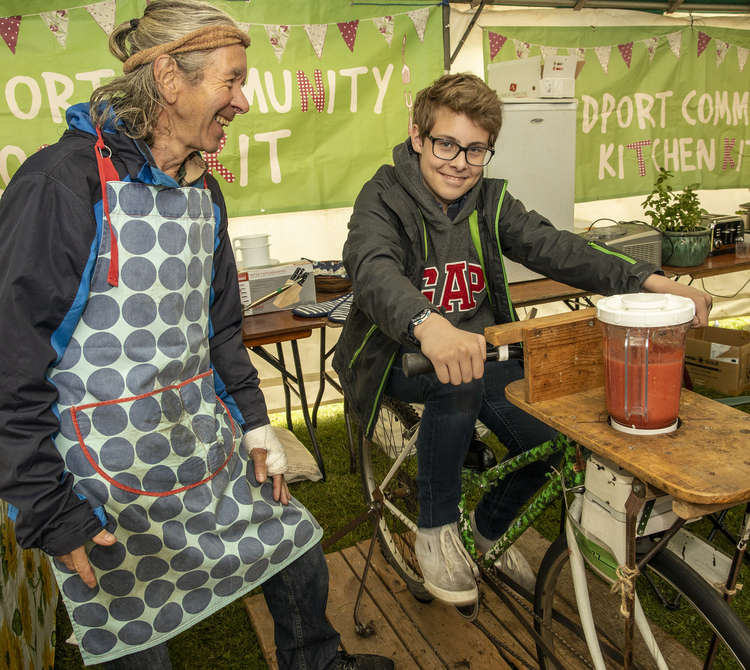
left=426, top=135, right=496, bottom=166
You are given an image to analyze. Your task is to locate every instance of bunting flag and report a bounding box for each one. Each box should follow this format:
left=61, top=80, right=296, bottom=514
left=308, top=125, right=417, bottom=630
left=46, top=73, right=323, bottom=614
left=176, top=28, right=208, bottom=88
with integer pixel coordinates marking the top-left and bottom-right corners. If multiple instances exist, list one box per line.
left=488, top=31, right=507, bottom=60
left=645, top=36, right=659, bottom=62
left=407, top=7, right=429, bottom=42
left=667, top=31, right=682, bottom=58
left=697, top=31, right=711, bottom=58
left=573, top=47, right=586, bottom=62
left=0, top=5, right=436, bottom=60
left=715, top=39, right=730, bottom=66
left=595, top=45, right=611, bottom=73
left=739, top=46, right=749, bottom=72
left=41, top=9, right=69, bottom=48
left=265, top=24, right=290, bottom=62
left=85, top=0, right=115, bottom=36
left=618, top=42, right=633, bottom=68
left=540, top=45, right=557, bottom=61
left=514, top=39, right=530, bottom=59
left=304, top=23, right=327, bottom=59
left=337, top=20, right=358, bottom=52
left=372, top=15, right=394, bottom=47
left=0, top=16, right=21, bottom=54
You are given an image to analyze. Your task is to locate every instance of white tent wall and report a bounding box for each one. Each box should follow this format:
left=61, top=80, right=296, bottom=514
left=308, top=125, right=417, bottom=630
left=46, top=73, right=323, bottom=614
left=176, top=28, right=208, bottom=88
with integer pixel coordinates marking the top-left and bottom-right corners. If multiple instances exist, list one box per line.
left=230, top=6, right=750, bottom=412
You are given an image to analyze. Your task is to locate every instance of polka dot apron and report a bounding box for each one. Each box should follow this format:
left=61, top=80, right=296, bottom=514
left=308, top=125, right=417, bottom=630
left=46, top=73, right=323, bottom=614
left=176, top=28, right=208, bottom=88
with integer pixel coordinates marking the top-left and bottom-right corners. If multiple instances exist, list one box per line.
left=47, top=133, right=322, bottom=665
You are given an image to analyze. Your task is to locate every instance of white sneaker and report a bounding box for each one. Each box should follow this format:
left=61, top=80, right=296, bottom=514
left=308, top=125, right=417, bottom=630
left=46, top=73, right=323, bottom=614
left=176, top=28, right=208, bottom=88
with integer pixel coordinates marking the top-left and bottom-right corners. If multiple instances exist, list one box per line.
left=470, top=511, right=536, bottom=593
left=415, top=523, right=478, bottom=606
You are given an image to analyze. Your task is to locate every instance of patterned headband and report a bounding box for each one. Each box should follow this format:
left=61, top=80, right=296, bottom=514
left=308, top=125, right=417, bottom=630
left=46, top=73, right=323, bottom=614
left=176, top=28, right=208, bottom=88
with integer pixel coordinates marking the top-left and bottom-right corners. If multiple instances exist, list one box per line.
left=123, top=24, right=250, bottom=74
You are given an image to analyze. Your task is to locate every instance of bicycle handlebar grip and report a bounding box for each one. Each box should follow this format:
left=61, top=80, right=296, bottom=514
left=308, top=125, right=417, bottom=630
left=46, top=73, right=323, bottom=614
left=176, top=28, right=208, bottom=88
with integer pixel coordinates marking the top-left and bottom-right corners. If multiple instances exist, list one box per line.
left=402, top=347, right=517, bottom=378
left=402, top=352, right=434, bottom=377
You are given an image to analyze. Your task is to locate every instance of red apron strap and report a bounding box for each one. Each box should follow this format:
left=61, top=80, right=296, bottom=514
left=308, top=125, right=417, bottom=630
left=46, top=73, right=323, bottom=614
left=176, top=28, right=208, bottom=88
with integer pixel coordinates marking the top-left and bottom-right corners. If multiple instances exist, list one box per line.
left=94, top=126, right=120, bottom=287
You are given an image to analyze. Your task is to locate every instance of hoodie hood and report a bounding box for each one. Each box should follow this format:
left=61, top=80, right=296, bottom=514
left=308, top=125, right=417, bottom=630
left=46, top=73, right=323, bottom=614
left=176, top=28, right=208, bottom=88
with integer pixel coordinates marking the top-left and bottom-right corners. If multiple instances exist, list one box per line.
left=392, top=138, right=482, bottom=227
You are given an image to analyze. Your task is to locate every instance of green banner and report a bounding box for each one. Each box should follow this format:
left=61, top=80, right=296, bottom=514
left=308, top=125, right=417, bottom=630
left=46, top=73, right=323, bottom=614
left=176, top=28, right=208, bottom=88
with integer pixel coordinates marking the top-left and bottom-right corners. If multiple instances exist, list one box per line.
left=0, top=0, right=443, bottom=215
left=483, top=24, right=750, bottom=202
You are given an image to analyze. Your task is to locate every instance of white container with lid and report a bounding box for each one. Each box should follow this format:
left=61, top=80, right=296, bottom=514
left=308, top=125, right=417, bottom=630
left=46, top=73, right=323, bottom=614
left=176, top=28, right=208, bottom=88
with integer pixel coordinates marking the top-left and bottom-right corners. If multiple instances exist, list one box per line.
left=597, top=293, right=695, bottom=435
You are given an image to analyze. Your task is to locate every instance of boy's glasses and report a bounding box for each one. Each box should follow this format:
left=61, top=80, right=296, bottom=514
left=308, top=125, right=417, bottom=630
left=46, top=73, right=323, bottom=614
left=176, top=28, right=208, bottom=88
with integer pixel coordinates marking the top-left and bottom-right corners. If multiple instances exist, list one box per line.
left=427, top=135, right=495, bottom=166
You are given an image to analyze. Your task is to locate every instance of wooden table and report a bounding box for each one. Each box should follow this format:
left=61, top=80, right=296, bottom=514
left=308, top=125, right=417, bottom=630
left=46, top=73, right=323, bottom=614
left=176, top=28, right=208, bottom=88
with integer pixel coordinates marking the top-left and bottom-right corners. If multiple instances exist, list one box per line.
left=663, top=252, right=750, bottom=281
left=505, top=379, right=750, bottom=516
left=508, top=278, right=592, bottom=309
left=242, top=309, right=330, bottom=480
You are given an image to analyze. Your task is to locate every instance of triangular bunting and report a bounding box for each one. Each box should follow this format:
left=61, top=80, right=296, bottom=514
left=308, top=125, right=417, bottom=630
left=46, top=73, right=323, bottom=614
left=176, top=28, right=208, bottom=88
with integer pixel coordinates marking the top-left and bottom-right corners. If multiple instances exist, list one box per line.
left=645, top=36, right=658, bottom=62
left=715, top=40, right=729, bottom=66
left=513, top=39, right=530, bottom=59
left=0, top=15, right=21, bottom=54
left=86, top=0, right=116, bottom=36
left=573, top=47, right=585, bottom=62
left=595, top=45, right=611, bottom=73
left=265, top=24, right=290, bottom=62
left=697, top=31, right=711, bottom=58
left=540, top=45, right=557, bottom=62
left=738, top=46, right=749, bottom=72
left=667, top=31, right=682, bottom=58
left=407, top=7, right=429, bottom=42
left=304, top=24, right=327, bottom=59
left=41, top=10, right=69, bottom=48
left=337, top=20, right=358, bottom=52
left=372, top=16, right=393, bottom=47
left=618, top=42, right=633, bottom=68
left=488, top=31, right=507, bottom=61
left=236, top=21, right=251, bottom=36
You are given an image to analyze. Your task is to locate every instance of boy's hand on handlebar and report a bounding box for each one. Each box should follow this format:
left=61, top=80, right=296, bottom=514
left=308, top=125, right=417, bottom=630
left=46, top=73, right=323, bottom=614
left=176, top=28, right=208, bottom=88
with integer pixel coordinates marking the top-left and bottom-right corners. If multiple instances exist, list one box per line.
left=413, top=313, right=486, bottom=385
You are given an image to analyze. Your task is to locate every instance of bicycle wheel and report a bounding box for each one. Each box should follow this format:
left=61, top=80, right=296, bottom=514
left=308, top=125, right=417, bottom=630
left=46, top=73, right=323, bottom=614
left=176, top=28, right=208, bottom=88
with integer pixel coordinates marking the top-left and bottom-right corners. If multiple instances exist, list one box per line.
left=358, top=396, right=432, bottom=602
left=534, top=533, right=750, bottom=669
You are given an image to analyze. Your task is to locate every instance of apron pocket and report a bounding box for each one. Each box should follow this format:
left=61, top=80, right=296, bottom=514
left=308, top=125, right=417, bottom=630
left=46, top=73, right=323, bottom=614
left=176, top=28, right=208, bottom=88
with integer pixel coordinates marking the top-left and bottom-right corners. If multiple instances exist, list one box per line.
left=70, top=370, right=237, bottom=496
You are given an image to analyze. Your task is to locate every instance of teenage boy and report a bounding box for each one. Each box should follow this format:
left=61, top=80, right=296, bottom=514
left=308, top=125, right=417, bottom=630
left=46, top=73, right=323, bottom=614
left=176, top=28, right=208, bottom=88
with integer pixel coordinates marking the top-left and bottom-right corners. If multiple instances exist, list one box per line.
left=333, top=73, right=711, bottom=606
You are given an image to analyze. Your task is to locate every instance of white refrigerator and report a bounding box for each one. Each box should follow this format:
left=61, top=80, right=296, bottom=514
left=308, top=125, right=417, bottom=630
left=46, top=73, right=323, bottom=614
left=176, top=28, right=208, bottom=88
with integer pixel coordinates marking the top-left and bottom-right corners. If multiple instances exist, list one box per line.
left=484, top=97, right=578, bottom=283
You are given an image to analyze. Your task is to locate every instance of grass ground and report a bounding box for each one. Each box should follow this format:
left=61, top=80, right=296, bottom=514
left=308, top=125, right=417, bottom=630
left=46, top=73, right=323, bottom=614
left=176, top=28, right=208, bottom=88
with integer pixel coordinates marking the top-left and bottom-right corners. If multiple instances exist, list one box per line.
left=54, top=396, right=750, bottom=669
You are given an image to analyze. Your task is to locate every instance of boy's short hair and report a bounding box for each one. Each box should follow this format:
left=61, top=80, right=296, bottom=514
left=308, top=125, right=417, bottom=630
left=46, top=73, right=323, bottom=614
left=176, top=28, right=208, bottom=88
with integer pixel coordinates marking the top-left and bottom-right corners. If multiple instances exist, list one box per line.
left=412, top=73, right=503, bottom=147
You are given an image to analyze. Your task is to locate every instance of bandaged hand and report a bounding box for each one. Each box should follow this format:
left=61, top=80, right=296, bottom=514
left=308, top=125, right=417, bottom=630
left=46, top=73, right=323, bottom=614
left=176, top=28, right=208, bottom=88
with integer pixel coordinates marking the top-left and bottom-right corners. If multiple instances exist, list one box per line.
left=242, top=424, right=290, bottom=504
left=242, top=424, right=288, bottom=475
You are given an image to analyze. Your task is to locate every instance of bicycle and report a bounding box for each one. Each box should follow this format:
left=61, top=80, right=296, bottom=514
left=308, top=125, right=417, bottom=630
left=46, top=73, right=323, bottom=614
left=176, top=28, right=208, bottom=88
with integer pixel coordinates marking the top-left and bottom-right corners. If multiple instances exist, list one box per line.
left=352, top=348, right=750, bottom=669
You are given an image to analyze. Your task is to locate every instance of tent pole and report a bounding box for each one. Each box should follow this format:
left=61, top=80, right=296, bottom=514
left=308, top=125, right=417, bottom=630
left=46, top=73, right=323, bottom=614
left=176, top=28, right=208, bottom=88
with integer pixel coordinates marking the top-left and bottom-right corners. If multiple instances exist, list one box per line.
left=450, top=0, right=487, bottom=66
left=443, top=1, right=452, bottom=71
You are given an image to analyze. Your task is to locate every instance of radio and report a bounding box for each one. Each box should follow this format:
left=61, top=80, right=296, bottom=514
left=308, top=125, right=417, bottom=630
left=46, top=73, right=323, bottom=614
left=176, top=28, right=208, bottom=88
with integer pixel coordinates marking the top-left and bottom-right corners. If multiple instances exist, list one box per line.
left=703, top=214, right=745, bottom=256
left=579, top=222, right=662, bottom=268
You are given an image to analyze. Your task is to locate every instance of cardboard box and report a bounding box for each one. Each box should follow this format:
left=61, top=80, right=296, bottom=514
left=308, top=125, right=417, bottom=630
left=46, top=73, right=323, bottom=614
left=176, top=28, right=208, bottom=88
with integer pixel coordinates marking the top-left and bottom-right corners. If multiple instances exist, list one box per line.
left=685, top=326, right=750, bottom=395
left=238, top=260, right=316, bottom=316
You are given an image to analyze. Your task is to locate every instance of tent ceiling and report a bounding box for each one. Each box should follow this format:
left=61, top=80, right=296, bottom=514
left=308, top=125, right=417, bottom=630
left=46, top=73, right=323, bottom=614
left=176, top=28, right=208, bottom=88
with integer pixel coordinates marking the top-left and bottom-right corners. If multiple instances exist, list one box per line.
left=452, top=0, right=750, bottom=13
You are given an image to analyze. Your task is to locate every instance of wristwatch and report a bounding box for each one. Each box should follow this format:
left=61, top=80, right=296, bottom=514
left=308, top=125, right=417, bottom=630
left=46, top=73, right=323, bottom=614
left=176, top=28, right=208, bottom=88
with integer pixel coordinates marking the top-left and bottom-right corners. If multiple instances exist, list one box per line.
left=407, top=307, right=434, bottom=344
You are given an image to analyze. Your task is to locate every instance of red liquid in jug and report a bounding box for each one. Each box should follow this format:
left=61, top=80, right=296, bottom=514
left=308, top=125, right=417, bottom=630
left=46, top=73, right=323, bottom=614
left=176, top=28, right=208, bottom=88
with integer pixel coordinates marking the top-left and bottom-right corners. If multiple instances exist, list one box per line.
left=604, top=348, right=684, bottom=429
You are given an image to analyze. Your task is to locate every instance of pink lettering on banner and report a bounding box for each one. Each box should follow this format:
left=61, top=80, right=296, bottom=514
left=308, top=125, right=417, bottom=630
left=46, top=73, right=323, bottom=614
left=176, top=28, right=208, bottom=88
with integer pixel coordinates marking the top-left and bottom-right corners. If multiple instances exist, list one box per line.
left=296, top=69, right=325, bottom=112
left=722, top=137, right=737, bottom=171
left=625, top=140, right=652, bottom=176
left=203, top=135, right=235, bottom=183
left=421, top=267, right=438, bottom=302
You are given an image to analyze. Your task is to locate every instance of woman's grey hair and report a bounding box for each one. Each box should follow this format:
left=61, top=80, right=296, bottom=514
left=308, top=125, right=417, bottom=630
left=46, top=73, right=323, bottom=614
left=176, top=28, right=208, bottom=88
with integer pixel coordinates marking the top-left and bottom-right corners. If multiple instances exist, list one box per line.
left=90, top=0, right=241, bottom=143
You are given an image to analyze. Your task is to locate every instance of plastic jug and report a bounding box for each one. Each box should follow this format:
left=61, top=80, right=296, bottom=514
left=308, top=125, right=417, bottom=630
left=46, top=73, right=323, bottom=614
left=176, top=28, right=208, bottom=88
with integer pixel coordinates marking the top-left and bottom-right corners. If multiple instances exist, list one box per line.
left=597, top=293, right=695, bottom=434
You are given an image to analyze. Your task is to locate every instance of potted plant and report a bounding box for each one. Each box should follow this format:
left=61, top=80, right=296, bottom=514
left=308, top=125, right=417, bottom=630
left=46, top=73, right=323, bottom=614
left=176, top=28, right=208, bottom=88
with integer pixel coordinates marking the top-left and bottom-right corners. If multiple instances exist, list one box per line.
left=641, top=167, right=711, bottom=267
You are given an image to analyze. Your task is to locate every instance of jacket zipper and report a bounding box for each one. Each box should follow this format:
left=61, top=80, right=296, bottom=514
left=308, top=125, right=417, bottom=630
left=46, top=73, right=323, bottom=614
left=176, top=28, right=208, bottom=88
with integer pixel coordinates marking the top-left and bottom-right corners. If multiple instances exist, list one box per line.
left=587, top=241, right=637, bottom=264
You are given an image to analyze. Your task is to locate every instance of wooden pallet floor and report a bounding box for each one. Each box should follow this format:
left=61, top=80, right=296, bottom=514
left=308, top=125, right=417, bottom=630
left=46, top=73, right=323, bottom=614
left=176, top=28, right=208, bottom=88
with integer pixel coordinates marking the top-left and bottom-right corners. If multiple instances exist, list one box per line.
left=244, top=529, right=700, bottom=669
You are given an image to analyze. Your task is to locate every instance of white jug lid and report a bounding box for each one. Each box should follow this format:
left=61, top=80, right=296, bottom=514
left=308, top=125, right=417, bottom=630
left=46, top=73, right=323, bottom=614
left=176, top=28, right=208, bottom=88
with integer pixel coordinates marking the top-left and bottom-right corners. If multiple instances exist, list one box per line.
left=597, top=293, right=695, bottom=327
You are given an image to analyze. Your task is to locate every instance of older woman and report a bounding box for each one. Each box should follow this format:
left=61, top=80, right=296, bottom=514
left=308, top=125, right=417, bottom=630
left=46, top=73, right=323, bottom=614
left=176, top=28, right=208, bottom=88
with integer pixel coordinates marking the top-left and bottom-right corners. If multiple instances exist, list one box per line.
left=0, top=2, right=392, bottom=669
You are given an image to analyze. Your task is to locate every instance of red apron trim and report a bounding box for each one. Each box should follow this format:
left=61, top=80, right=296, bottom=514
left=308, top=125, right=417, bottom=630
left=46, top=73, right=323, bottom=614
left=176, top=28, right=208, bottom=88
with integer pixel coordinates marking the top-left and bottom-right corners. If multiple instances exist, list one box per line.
left=70, top=371, right=239, bottom=497
left=94, top=126, right=120, bottom=287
